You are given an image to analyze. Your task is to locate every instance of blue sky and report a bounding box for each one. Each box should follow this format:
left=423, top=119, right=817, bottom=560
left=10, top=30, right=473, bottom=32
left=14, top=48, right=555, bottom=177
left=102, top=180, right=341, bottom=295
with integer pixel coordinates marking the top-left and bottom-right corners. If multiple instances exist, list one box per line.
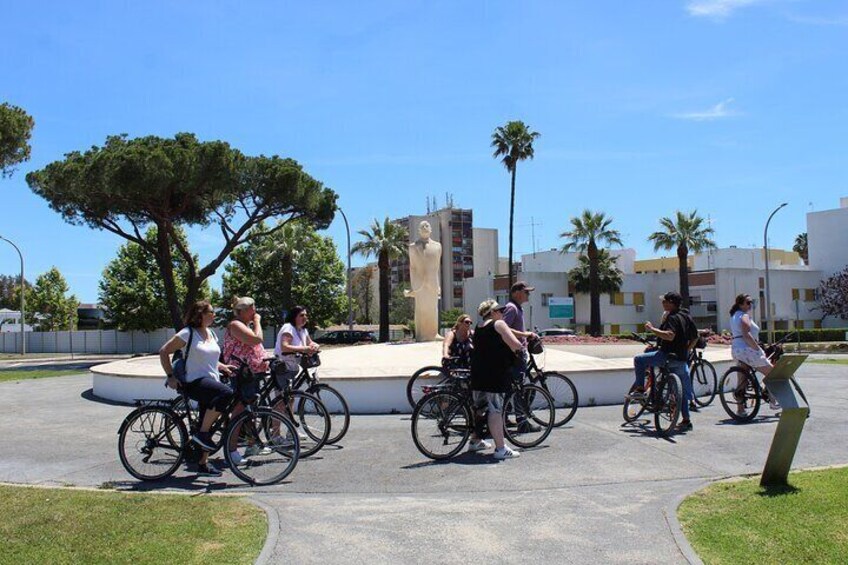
left=2, top=0, right=846, bottom=302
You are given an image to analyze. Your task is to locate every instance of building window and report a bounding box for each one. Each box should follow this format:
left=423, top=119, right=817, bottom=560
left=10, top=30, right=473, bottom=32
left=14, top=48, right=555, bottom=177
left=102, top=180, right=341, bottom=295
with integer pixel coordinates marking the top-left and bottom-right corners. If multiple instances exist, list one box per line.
left=805, top=289, right=816, bottom=302
left=791, top=288, right=800, bottom=301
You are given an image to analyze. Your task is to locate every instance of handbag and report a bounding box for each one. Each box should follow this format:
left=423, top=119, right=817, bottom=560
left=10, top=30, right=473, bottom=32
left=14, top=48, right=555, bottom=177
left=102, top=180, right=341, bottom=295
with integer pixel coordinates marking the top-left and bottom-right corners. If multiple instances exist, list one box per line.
left=170, top=329, right=194, bottom=384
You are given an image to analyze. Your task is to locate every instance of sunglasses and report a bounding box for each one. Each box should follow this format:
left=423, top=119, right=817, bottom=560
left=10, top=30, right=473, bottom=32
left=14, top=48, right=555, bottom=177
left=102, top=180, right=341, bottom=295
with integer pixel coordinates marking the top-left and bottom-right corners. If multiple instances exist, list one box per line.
left=744, top=300, right=753, bottom=305
left=462, top=320, right=472, bottom=325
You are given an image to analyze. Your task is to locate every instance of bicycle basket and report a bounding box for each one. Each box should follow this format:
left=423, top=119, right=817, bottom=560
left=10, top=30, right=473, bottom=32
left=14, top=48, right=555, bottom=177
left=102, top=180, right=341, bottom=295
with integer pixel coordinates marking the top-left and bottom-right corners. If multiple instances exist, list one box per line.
left=528, top=337, right=544, bottom=355
left=301, top=353, right=321, bottom=369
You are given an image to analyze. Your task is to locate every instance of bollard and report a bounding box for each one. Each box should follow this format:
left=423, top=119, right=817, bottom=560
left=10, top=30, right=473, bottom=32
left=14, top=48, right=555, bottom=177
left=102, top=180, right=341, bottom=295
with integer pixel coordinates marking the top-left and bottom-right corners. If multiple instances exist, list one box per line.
left=760, top=354, right=809, bottom=487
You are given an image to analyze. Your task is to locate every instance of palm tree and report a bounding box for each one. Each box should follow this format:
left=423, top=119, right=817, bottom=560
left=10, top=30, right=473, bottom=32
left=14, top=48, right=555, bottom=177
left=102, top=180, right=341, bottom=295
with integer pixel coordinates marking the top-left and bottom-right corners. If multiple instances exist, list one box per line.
left=491, top=120, right=540, bottom=289
left=648, top=210, right=716, bottom=308
left=793, top=232, right=808, bottom=265
left=568, top=249, right=624, bottom=295
left=352, top=218, right=408, bottom=342
left=560, top=210, right=623, bottom=336
left=260, top=221, right=304, bottom=315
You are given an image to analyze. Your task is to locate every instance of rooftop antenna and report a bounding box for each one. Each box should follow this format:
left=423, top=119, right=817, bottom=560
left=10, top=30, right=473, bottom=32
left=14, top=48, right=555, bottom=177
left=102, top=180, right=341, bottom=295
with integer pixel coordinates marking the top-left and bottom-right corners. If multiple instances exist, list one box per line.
left=521, top=217, right=543, bottom=258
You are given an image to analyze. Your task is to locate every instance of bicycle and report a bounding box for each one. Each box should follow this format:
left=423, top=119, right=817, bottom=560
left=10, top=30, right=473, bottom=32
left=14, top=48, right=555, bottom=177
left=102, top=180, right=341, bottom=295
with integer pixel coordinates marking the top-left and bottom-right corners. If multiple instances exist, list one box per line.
left=410, top=370, right=555, bottom=460
left=622, top=333, right=684, bottom=437
left=523, top=342, right=578, bottom=427
left=279, top=354, right=350, bottom=445
left=406, top=358, right=463, bottom=409
left=118, top=368, right=300, bottom=486
left=718, top=332, right=808, bottom=422
left=688, top=338, right=717, bottom=407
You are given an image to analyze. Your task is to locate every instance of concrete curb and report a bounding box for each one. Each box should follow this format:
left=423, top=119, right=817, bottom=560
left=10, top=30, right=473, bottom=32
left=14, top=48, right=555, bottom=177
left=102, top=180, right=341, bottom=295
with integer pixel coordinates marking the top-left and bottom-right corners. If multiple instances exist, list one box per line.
left=663, top=483, right=706, bottom=565
left=249, top=496, right=281, bottom=565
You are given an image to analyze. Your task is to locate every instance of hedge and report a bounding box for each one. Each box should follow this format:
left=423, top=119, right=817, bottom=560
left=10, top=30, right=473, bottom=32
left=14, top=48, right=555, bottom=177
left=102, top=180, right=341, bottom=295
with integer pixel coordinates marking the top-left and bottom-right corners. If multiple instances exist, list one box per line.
left=771, top=328, right=848, bottom=343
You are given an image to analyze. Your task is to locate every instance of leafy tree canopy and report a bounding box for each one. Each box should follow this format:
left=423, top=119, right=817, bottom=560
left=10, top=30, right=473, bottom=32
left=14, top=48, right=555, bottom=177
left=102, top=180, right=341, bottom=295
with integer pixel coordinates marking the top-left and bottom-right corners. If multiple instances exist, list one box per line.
left=794, top=232, right=808, bottom=264
left=222, top=221, right=347, bottom=329
left=818, top=267, right=848, bottom=320
left=26, top=133, right=336, bottom=329
left=98, top=227, right=209, bottom=331
left=0, top=274, right=30, bottom=311
left=568, top=250, right=624, bottom=295
left=0, top=102, right=34, bottom=178
left=26, top=267, right=78, bottom=331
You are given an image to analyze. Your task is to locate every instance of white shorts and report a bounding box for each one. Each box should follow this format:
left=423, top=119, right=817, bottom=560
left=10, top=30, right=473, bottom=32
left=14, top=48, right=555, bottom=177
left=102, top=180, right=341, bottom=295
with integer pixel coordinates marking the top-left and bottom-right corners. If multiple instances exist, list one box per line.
left=731, top=346, right=770, bottom=368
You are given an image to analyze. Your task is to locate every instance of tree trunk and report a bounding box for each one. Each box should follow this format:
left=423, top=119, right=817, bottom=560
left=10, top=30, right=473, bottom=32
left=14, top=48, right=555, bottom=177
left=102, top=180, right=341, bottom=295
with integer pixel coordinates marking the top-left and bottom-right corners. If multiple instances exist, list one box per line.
left=378, top=251, right=390, bottom=342
left=588, top=241, right=601, bottom=336
left=678, top=244, right=689, bottom=308
left=155, top=226, right=183, bottom=330
left=508, top=166, right=517, bottom=289
left=281, top=253, right=293, bottom=313
left=365, top=270, right=372, bottom=325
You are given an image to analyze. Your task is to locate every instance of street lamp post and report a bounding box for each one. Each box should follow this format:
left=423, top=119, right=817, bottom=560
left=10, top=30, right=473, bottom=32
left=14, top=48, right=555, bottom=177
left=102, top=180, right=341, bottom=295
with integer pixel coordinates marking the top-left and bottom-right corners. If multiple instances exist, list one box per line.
left=0, top=236, right=25, bottom=356
left=763, top=202, right=788, bottom=344
left=337, top=207, right=354, bottom=331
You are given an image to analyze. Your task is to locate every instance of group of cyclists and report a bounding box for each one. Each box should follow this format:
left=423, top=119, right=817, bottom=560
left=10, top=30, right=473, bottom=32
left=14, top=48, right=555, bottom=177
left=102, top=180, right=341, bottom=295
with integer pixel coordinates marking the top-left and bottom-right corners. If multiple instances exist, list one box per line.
left=138, top=280, right=781, bottom=479
left=158, top=296, right=320, bottom=477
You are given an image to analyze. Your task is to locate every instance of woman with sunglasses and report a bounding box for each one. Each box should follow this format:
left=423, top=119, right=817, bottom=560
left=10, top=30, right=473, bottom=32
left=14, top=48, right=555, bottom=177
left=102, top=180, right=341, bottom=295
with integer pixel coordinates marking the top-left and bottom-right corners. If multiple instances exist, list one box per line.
left=160, top=300, right=236, bottom=477
left=274, top=305, right=320, bottom=380
left=729, top=293, right=778, bottom=414
left=442, top=314, right=474, bottom=369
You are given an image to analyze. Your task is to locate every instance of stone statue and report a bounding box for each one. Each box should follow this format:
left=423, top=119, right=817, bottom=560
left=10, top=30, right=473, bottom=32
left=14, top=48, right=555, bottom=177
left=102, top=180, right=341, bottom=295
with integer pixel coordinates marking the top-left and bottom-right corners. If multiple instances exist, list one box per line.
left=405, top=220, right=443, bottom=342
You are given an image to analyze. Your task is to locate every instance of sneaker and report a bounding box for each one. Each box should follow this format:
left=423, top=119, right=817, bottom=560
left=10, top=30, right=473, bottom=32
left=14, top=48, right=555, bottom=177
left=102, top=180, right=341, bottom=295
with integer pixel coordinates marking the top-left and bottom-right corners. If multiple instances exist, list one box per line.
left=688, top=402, right=700, bottom=412
left=196, top=462, right=222, bottom=477
left=191, top=432, right=216, bottom=452
left=493, top=446, right=520, bottom=460
left=468, top=439, right=492, bottom=452
left=517, top=421, right=542, bottom=434
left=244, top=444, right=273, bottom=457
left=736, top=405, right=748, bottom=417
left=769, top=398, right=781, bottom=411
left=229, top=450, right=248, bottom=466
left=676, top=420, right=693, bottom=432
left=270, top=435, right=295, bottom=448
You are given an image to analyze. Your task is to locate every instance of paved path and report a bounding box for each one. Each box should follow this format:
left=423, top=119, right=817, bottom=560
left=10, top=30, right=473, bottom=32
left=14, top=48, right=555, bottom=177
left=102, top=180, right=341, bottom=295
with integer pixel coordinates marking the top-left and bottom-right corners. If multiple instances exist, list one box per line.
left=1, top=363, right=846, bottom=563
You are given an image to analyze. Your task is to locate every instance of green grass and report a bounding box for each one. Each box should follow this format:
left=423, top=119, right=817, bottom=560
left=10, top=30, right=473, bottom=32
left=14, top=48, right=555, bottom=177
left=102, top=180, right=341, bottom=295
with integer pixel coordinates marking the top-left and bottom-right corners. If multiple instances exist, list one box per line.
left=806, top=358, right=848, bottom=365
left=0, top=368, right=87, bottom=383
left=679, top=467, right=848, bottom=564
left=0, top=485, right=266, bottom=564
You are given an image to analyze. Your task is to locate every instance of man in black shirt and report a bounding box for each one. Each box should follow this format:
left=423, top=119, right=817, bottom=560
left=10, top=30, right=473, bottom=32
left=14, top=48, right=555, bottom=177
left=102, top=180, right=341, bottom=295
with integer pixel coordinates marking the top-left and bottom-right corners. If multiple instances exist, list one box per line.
left=629, top=291, right=698, bottom=430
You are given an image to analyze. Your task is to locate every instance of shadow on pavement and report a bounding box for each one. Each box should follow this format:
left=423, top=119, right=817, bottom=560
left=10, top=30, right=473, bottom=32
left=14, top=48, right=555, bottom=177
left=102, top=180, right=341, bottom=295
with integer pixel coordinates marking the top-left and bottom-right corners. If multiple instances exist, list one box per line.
left=80, top=388, right=132, bottom=407
left=714, top=414, right=780, bottom=426
left=618, top=421, right=679, bottom=443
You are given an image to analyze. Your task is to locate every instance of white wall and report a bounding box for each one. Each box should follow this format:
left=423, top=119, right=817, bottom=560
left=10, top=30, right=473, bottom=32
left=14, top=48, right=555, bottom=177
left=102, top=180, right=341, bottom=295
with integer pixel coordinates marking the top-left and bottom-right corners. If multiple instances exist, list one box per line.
left=808, top=200, right=848, bottom=277
left=472, top=228, right=499, bottom=277
left=520, top=248, right=636, bottom=274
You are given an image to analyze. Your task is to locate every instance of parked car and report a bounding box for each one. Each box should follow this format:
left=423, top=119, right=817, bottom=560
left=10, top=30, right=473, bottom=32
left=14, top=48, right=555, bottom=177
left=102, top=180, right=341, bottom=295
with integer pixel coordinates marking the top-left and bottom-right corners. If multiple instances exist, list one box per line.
left=537, top=328, right=576, bottom=338
left=314, top=330, right=377, bottom=345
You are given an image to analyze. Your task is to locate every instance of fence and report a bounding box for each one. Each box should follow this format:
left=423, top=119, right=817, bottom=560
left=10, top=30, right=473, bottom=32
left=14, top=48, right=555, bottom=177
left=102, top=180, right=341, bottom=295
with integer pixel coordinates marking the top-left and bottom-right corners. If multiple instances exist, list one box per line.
left=0, top=327, right=280, bottom=355
left=0, top=325, right=412, bottom=355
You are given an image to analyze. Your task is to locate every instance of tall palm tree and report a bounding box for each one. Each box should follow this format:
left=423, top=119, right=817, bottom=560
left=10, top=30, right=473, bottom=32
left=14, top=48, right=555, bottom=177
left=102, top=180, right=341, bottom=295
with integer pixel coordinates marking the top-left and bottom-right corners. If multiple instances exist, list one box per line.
left=568, top=249, right=624, bottom=295
left=260, top=221, right=304, bottom=315
left=648, top=210, right=716, bottom=308
left=491, top=120, right=540, bottom=289
left=560, top=210, right=623, bottom=336
left=352, top=218, right=408, bottom=342
left=793, top=232, right=808, bottom=265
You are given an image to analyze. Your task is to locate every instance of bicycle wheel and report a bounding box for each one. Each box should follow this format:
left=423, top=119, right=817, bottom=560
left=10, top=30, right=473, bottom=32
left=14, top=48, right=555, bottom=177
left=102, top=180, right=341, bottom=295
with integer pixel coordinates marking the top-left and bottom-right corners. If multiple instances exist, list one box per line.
left=691, top=360, right=717, bottom=407
left=272, top=392, right=329, bottom=458
left=118, top=406, right=187, bottom=481
left=539, top=371, right=578, bottom=427
left=503, top=384, right=554, bottom=449
left=407, top=366, right=450, bottom=408
left=170, top=396, right=224, bottom=455
left=309, top=384, right=350, bottom=445
left=622, top=397, right=647, bottom=423
left=719, top=367, right=761, bottom=422
left=411, top=391, right=471, bottom=460
left=654, top=373, right=682, bottom=437
left=225, top=408, right=299, bottom=486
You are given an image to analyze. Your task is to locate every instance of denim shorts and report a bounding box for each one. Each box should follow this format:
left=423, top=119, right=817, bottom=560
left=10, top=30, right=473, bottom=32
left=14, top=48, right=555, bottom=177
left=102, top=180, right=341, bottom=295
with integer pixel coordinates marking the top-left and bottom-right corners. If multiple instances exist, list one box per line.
left=473, top=391, right=505, bottom=414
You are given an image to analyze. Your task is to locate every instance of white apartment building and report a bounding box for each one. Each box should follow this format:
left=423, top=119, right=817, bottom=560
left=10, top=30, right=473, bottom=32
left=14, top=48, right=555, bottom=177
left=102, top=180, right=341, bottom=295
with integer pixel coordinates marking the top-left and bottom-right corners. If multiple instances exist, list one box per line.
left=463, top=198, right=848, bottom=334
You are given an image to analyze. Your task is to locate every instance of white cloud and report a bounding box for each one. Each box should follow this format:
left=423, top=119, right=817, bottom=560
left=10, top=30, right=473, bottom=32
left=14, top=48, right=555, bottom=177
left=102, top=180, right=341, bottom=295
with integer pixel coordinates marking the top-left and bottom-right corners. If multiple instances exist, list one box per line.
left=686, top=0, right=766, bottom=18
left=671, top=98, right=740, bottom=121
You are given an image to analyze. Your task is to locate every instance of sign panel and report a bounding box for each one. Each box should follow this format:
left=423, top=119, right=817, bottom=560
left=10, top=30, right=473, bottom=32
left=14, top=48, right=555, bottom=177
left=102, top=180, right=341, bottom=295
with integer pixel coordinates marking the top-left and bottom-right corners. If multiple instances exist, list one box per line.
left=549, top=297, right=574, bottom=319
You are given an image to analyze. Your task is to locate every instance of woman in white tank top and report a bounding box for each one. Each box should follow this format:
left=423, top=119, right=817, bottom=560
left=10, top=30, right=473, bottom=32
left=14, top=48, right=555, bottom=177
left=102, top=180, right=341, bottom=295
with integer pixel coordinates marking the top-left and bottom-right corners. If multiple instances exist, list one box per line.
left=729, top=294, right=773, bottom=376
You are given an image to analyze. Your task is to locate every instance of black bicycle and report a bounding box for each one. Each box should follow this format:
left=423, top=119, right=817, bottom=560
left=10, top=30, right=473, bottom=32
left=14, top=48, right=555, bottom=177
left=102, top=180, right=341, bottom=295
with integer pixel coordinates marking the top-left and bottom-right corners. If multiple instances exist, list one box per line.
left=718, top=332, right=808, bottom=422
left=282, top=354, right=350, bottom=445
left=622, top=333, right=683, bottom=437
left=410, top=372, right=555, bottom=460
left=118, top=370, right=300, bottom=486
left=688, top=339, right=717, bottom=407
